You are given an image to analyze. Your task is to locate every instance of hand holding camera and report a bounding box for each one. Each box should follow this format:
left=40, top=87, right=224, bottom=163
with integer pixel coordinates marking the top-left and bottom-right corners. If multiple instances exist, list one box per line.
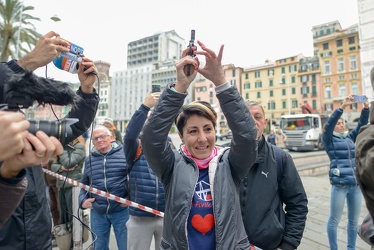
left=151, top=84, right=161, bottom=93
left=76, top=57, right=98, bottom=93
left=353, top=95, right=370, bottom=109
left=175, top=34, right=228, bottom=93
left=0, top=112, right=29, bottom=162
left=340, top=95, right=370, bottom=110
left=144, top=91, right=160, bottom=109
left=1, top=130, right=64, bottom=178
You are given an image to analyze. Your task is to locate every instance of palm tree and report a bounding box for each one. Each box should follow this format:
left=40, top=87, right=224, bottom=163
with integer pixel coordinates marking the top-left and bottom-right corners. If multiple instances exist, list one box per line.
left=0, top=0, right=41, bottom=61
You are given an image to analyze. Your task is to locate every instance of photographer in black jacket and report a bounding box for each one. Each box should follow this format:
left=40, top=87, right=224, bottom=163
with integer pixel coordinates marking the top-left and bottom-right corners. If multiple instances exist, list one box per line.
left=0, top=31, right=99, bottom=250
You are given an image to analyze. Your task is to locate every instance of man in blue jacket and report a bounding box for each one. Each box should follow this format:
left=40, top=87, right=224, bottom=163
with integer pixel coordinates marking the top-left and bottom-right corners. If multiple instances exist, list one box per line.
left=79, top=125, right=129, bottom=250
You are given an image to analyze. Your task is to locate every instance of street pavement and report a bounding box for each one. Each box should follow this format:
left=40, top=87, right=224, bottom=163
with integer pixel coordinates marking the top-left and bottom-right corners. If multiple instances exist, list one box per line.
left=299, top=174, right=370, bottom=249
left=53, top=134, right=372, bottom=249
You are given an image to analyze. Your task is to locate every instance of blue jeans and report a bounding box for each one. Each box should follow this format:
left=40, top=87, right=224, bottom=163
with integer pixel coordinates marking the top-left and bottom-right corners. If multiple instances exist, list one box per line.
left=327, top=184, right=362, bottom=250
left=90, top=207, right=129, bottom=250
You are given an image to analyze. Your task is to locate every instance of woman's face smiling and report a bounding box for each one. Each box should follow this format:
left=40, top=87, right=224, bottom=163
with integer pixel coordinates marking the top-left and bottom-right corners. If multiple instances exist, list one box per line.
left=180, top=114, right=215, bottom=159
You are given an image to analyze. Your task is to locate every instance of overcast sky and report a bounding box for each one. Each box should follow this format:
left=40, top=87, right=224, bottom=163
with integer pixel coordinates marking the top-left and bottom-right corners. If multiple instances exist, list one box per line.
left=23, top=0, right=359, bottom=82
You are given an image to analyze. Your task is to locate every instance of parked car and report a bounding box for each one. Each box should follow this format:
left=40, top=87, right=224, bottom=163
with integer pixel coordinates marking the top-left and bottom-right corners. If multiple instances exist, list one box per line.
left=216, top=130, right=232, bottom=141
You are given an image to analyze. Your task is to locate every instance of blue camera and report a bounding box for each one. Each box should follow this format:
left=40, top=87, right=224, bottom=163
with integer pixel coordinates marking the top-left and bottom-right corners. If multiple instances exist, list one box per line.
left=353, top=95, right=367, bottom=103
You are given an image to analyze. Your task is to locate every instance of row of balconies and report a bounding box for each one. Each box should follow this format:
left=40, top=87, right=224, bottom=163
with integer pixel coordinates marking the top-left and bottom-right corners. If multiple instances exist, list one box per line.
left=128, top=45, right=158, bottom=55
left=320, top=45, right=359, bottom=57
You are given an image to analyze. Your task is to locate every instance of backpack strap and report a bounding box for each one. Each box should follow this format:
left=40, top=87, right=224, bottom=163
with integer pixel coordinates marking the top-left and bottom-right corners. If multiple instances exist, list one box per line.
left=272, top=145, right=283, bottom=183
left=270, top=145, right=285, bottom=216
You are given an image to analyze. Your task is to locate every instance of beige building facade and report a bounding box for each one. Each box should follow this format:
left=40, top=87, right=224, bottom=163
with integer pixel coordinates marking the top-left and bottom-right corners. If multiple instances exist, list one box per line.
left=313, top=21, right=363, bottom=122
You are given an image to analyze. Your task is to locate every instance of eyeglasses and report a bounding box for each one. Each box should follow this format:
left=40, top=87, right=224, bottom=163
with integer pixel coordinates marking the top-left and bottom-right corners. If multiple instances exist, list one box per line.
left=92, top=134, right=110, bottom=142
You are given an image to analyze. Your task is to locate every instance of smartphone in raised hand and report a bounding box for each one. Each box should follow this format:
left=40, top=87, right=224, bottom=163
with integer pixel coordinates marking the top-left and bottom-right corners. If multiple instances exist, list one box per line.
left=354, top=95, right=367, bottom=103
left=152, top=84, right=161, bottom=93
left=186, top=29, right=195, bottom=76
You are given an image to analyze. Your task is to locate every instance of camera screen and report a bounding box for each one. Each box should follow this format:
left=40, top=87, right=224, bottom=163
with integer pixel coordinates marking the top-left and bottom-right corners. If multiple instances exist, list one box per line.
left=354, top=96, right=367, bottom=103
left=152, top=84, right=161, bottom=93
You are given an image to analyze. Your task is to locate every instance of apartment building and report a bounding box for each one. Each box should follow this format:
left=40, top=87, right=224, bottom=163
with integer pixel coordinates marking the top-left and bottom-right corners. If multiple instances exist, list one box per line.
left=313, top=21, right=362, bottom=122
left=241, top=55, right=306, bottom=123
left=237, top=20, right=362, bottom=127
left=298, top=56, right=323, bottom=114
left=112, top=30, right=186, bottom=133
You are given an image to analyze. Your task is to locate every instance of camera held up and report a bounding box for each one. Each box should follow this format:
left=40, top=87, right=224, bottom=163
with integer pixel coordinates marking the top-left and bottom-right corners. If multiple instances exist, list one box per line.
left=186, top=29, right=195, bottom=76
left=1, top=69, right=82, bottom=146
left=53, top=38, right=84, bottom=74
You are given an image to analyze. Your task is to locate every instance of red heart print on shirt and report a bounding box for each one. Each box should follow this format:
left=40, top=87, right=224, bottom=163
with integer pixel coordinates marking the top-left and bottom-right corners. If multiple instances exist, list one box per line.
left=191, top=214, right=215, bottom=235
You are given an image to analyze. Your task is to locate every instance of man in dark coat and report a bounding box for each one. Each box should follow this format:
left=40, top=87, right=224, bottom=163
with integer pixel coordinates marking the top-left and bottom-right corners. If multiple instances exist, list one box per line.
left=223, top=101, right=308, bottom=249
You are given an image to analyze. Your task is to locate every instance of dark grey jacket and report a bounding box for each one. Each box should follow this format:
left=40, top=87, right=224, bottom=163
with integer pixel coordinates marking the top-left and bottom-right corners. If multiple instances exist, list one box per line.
left=141, top=84, right=258, bottom=250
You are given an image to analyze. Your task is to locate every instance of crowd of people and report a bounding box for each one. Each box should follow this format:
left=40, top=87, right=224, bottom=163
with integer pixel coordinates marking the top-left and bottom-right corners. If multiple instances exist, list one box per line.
left=266, top=129, right=287, bottom=149
left=0, top=29, right=373, bottom=250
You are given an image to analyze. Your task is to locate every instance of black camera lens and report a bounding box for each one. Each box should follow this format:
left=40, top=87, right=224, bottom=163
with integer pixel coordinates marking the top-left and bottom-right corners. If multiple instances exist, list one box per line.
left=28, top=118, right=79, bottom=146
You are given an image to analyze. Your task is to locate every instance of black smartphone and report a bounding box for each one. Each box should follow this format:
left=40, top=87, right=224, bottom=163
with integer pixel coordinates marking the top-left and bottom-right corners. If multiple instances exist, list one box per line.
left=354, top=95, right=367, bottom=103
left=152, top=84, right=161, bottom=93
left=186, top=29, right=195, bottom=76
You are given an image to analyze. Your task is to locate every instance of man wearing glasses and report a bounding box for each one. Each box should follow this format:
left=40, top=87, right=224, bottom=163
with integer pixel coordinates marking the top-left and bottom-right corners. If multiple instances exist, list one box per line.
left=79, top=125, right=129, bottom=250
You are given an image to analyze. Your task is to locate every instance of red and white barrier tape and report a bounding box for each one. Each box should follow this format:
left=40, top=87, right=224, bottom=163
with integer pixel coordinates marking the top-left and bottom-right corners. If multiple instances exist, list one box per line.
left=42, top=168, right=164, bottom=217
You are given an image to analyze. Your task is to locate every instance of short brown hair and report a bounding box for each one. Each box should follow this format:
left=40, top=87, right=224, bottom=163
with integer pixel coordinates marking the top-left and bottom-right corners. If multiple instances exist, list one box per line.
left=175, top=101, right=217, bottom=135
